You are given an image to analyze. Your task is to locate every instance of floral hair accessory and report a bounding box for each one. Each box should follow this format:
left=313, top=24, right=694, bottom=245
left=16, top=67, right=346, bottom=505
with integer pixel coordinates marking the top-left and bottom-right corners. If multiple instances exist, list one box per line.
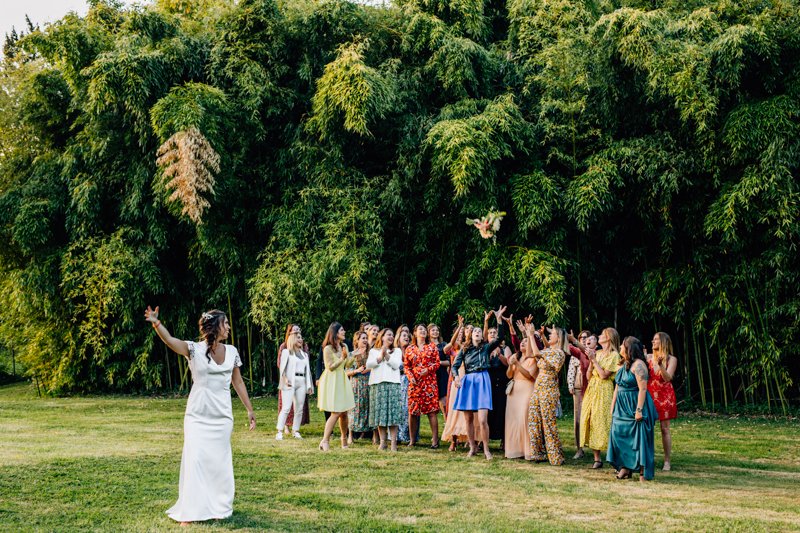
left=202, top=312, right=214, bottom=320
left=466, top=209, right=506, bottom=242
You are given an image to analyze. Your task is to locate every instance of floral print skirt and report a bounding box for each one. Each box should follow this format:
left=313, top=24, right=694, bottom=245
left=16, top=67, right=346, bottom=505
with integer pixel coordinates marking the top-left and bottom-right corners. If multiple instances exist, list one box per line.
left=369, top=382, right=404, bottom=427
left=349, top=373, right=372, bottom=432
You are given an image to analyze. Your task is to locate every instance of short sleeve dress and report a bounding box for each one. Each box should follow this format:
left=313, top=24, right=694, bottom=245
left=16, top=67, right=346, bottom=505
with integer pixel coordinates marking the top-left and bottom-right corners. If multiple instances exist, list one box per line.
left=166, top=341, right=242, bottom=522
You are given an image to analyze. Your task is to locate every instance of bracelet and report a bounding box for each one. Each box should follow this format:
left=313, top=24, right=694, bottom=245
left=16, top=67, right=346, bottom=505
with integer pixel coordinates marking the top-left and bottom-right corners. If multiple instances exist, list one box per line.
left=635, top=407, right=643, bottom=413
left=152, top=320, right=161, bottom=329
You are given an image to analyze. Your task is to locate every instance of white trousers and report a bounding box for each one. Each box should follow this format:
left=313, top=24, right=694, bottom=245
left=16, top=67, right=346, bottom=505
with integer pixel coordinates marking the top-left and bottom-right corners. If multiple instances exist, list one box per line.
left=276, top=384, right=307, bottom=432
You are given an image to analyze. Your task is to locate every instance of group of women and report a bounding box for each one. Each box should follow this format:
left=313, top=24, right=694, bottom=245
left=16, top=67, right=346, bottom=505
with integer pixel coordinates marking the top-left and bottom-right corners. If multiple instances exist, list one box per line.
left=277, top=309, right=678, bottom=477
left=145, top=304, right=678, bottom=525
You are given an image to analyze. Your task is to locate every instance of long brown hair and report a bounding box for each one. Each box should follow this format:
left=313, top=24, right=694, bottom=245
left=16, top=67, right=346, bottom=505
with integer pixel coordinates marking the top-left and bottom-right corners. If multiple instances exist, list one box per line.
left=322, top=322, right=344, bottom=351
left=654, top=332, right=674, bottom=361
left=374, top=328, right=394, bottom=350
left=601, top=327, right=621, bottom=353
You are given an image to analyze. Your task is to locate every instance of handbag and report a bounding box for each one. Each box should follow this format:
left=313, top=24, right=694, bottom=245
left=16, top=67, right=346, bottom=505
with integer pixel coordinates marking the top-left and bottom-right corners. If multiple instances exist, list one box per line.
left=505, top=379, right=515, bottom=395
left=574, top=366, right=584, bottom=392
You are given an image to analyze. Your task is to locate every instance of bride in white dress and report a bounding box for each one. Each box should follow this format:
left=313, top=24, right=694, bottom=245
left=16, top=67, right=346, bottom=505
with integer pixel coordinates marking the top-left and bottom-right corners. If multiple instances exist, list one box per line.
left=145, top=305, right=256, bottom=525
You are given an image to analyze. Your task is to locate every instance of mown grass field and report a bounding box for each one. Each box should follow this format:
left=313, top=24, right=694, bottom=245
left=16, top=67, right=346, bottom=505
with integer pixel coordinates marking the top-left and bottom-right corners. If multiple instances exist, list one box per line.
left=0, top=382, right=798, bottom=532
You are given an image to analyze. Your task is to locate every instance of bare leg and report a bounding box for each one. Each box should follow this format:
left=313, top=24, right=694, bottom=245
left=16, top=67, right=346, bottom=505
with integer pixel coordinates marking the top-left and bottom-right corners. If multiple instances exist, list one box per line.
left=661, top=419, right=672, bottom=470
left=377, top=426, right=387, bottom=450
left=439, top=398, right=448, bottom=421
left=428, top=412, right=440, bottom=446
left=321, top=413, right=341, bottom=450
left=592, top=450, right=603, bottom=468
left=573, top=391, right=584, bottom=458
left=465, top=411, right=477, bottom=456
left=477, top=409, right=492, bottom=460
left=339, top=413, right=349, bottom=448
left=409, top=414, right=420, bottom=446
left=389, top=426, right=398, bottom=451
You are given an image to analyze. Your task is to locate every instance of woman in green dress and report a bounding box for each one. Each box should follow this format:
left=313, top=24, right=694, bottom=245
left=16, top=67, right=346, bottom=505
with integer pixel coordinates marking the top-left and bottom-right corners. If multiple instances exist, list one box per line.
left=318, top=322, right=356, bottom=451
left=607, top=336, right=658, bottom=481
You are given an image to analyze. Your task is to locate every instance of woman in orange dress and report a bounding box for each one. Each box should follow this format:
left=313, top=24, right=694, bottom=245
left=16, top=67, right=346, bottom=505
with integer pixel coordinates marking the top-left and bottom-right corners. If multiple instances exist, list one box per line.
left=404, top=324, right=441, bottom=447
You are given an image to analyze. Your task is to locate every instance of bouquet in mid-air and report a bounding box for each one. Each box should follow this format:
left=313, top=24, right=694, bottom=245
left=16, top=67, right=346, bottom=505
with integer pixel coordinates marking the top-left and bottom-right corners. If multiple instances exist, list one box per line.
left=466, top=209, right=506, bottom=241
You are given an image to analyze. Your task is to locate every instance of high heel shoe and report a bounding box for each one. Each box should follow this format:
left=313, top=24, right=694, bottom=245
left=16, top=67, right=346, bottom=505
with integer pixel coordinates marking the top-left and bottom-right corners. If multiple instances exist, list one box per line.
left=319, top=440, right=330, bottom=452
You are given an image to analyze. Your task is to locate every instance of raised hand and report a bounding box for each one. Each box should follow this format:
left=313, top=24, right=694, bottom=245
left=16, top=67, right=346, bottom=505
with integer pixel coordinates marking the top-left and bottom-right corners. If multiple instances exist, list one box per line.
left=568, top=329, right=577, bottom=344
left=144, top=305, right=160, bottom=323
left=515, top=319, right=525, bottom=334
left=484, top=310, right=492, bottom=323
left=494, top=305, right=508, bottom=319
left=525, top=314, right=533, bottom=325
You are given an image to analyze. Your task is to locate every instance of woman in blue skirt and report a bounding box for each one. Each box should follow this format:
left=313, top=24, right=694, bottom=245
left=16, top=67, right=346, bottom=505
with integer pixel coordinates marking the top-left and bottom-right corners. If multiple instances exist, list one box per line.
left=451, top=305, right=507, bottom=460
left=607, top=336, right=658, bottom=481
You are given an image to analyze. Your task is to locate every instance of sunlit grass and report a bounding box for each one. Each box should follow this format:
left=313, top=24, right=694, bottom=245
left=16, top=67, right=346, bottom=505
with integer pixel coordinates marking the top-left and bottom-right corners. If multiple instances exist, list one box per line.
left=1, top=383, right=798, bottom=531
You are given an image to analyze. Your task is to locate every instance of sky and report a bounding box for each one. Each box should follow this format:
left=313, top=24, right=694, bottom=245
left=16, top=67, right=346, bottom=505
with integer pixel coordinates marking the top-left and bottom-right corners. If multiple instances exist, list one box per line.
left=1, top=1, right=137, bottom=41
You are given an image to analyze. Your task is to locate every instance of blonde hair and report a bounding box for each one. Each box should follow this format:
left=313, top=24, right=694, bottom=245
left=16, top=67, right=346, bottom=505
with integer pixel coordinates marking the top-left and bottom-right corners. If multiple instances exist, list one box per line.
left=286, top=332, right=303, bottom=356
left=655, top=332, right=673, bottom=360
left=602, top=327, right=621, bottom=353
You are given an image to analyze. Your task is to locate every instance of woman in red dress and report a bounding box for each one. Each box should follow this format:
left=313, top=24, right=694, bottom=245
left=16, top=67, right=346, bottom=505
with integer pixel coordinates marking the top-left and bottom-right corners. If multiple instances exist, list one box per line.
left=647, top=332, right=678, bottom=471
left=403, top=324, right=441, bottom=448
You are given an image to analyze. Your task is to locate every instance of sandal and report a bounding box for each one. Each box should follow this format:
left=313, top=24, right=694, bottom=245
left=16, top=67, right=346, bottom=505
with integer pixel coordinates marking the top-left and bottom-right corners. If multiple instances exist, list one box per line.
left=430, top=442, right=440, bottom=450
left=590, top=461, right=603, bottom=469
left=616, top=468, right=631, bottom=479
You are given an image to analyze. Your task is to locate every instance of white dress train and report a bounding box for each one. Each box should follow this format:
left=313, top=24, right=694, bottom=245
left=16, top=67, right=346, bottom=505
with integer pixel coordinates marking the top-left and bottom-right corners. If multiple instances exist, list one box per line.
left=166, top=341, right=242, bottom=522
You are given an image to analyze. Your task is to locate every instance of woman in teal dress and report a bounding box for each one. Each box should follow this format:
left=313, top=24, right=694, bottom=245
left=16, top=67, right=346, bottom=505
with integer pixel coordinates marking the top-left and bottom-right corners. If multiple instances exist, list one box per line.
left=607, top=336, right=658, bottom=481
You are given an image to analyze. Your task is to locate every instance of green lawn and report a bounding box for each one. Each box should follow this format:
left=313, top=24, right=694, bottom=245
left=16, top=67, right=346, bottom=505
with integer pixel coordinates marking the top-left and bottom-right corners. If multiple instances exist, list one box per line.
left=1, top=382, right=798, bottom=532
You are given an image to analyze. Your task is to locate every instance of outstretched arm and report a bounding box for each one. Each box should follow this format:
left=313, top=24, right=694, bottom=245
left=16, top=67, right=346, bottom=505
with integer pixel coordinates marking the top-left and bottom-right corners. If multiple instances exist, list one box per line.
left=145, top=306, right=188, bottom=357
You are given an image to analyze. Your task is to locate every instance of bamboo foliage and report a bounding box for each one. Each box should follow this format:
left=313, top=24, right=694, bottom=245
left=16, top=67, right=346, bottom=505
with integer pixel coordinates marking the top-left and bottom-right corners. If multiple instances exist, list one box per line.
left=0, top=0, right=798, bottom=404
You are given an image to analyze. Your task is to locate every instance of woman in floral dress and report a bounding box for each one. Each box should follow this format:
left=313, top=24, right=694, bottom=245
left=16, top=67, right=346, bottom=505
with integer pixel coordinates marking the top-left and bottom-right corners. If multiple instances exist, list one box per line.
left=404, top=324, right=441, bottom=447
left=525, top=324, right=566, bottom=465
left=579, top=327, right=621, bottom=469
left=347, top=331, right=372, bottom=445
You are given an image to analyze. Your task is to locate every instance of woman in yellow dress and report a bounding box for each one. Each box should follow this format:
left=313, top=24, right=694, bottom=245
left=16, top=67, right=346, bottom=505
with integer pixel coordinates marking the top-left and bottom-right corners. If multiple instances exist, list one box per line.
left=578, top=327, right=621, bottom=469
left=318, top=322, right=356, bottom=451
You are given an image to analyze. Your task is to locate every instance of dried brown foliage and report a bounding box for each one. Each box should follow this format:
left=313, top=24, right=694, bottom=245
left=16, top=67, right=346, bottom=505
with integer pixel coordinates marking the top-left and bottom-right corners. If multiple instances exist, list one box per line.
left=155, top=127, right=220, bottom=224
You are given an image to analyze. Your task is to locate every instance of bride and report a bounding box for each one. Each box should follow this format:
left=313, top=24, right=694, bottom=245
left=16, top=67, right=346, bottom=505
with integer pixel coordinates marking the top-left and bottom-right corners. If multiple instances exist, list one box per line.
left=145, top=305, right=256, bottom=525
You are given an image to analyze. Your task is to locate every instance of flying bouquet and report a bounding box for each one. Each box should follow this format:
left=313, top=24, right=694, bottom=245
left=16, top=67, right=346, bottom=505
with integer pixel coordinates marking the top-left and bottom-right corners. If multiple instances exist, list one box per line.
left=466, top=209, right=506, bottom=241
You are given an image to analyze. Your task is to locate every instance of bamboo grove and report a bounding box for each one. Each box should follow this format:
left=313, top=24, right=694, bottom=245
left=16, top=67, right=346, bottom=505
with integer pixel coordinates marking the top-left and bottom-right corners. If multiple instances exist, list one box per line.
left=0, top=0, right=797, bottom=410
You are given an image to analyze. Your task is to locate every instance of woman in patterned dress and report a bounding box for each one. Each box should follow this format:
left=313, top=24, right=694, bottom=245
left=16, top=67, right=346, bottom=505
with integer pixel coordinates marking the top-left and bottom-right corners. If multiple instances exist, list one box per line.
left=647, top=332, right=678, bottom=471
left=396, top=325, right=414, bottom=444
left=579, top=327, right=621, bottom=469
left=525, top=323, right=566, bottom=465
left=367, top=328, right=404, bottom=451
left=346, top=331, right=372, bottom=446
left=404, top=324, right=441, bottom=447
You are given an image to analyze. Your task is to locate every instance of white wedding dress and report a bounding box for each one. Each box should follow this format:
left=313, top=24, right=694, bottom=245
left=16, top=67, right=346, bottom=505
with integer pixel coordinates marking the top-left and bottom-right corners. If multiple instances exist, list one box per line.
left=166, top=341, right=242, bottom=522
